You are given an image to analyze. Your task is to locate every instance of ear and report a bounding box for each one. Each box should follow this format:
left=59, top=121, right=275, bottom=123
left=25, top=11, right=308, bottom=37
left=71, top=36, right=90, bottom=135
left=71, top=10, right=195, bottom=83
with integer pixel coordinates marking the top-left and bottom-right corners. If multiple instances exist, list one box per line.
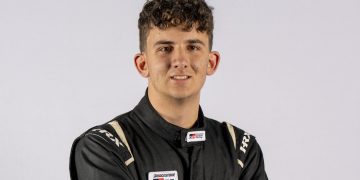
left=134, top=53, right=149, bottom=78
left=207, top=51, right=220, bottom=75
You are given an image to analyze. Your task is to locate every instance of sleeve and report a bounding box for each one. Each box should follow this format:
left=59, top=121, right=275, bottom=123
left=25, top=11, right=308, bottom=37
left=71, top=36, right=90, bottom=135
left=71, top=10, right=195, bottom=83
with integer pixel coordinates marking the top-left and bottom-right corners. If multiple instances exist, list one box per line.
left=70, top=131, right=134, bottom=180
left=239, top=138, right=268, bottom=180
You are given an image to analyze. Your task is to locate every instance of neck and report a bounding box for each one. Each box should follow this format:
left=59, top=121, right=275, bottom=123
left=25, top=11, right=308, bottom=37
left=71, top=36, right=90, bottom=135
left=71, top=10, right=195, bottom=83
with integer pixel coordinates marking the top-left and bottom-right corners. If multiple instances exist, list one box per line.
left=148, top=88, right=200, bottom=129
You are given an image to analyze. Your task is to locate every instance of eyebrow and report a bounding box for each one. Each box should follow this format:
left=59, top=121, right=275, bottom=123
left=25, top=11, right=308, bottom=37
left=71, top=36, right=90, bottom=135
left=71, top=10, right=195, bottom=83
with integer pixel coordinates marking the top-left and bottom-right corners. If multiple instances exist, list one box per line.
left=186, top=39, right=205, bottom=46
left=153, top=40, right=174, bottom=47
left=153, top=39, right=205, bottom=47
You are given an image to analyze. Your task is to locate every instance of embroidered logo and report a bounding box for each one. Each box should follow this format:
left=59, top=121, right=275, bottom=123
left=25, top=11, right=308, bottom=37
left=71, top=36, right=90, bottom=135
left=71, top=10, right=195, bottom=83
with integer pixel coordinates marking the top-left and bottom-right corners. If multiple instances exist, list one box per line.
left=148, top=171, right=178, bottom=180
left=91, top=128, right=124, bottom=148
left=240, top=132, right=251, bottom=154
left=185, top=131, right=206, bottom=142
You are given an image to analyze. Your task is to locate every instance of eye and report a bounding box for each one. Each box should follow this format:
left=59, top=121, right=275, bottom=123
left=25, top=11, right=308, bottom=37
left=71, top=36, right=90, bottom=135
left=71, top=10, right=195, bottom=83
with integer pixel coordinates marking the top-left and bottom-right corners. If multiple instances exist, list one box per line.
left=158, top=46, right=173, bottom=53
left=187, top=45, right=201, bottom=52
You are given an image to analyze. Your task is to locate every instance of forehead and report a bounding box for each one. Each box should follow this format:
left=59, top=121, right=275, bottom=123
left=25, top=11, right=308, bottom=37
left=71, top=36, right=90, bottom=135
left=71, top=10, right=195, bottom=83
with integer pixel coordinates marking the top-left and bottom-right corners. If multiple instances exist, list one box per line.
left=146, top=26, right=209, bottom=45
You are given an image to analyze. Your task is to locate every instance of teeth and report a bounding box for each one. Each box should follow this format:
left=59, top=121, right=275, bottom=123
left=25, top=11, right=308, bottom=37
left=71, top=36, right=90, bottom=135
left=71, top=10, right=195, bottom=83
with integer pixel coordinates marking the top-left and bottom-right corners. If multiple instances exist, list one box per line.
left=172, top=75, right=188, bottom=80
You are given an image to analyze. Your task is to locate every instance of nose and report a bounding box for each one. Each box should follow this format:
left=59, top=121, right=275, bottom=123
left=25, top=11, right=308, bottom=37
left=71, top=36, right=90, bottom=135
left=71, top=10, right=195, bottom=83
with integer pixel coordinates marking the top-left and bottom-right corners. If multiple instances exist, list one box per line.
left=172, top=47, right=188, bottom=69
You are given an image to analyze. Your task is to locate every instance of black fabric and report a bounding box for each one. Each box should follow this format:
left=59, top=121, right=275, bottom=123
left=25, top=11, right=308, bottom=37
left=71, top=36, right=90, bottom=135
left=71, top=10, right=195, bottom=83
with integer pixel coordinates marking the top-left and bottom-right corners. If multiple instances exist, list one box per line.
left=70, top=92, right=268, bottom=180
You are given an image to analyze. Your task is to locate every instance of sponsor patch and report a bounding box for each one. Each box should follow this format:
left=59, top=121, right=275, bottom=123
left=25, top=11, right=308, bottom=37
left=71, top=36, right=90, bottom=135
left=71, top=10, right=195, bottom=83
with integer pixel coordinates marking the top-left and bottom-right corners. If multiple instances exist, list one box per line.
left=185, top=130, right=206, bottom=142
left=148, top=171, right=178, bottom=180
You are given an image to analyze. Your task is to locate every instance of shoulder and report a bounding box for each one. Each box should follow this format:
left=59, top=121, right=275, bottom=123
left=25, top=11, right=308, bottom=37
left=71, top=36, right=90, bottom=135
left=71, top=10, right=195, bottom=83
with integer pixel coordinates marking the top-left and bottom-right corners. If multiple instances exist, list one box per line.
left=76, top=123, right=125, bottom=149
left=71, top=110, right=135, bottom=161
left=70, top=121, right=132, bottom=169
left=76, top=111, right=135, bottom=150
left=204, top=117, right=263, bottom=166
left=69, top=120, right=136, bottom=180
left=225, top=121, right=267, bottom=179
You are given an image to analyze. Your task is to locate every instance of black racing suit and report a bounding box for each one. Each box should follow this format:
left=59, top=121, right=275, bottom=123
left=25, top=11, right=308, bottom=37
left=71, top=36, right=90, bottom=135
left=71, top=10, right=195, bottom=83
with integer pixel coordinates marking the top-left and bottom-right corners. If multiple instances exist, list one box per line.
left=70, top=92, right=268, bottom=180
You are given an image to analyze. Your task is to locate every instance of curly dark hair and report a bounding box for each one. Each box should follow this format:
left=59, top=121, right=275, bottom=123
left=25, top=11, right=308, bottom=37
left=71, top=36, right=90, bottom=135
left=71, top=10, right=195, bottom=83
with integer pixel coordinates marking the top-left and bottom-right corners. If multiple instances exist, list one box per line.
left=138, top=0, right=214, bottom=52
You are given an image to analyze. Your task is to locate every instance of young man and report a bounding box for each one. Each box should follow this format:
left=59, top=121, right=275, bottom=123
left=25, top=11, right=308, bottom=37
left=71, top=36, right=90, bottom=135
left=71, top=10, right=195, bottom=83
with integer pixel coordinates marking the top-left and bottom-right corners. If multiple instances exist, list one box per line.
left=70, top=0, right=268, bottom=180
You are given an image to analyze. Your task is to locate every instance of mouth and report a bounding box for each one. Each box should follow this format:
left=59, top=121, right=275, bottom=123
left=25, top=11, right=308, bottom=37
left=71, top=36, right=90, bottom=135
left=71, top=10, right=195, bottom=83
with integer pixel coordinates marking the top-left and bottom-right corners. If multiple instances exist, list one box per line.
left=170, top=75, right=191, bottom=80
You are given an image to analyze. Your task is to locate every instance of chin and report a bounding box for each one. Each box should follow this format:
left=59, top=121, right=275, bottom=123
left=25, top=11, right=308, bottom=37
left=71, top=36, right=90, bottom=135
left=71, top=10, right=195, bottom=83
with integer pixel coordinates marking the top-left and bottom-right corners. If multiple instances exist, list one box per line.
left=167, top=89, right=198, bottom=100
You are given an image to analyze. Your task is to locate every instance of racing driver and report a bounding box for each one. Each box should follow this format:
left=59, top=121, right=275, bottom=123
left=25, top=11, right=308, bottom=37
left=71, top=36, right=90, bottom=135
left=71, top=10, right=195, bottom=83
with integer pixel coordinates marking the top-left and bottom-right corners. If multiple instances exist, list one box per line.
left=70, top=0, right=268, bottom=179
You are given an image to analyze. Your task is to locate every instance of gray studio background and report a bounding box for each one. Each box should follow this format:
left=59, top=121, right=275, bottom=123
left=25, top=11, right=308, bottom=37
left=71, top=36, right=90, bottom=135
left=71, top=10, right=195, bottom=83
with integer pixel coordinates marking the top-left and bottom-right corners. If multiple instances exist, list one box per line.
left=1, top=0, right=359, bottom=179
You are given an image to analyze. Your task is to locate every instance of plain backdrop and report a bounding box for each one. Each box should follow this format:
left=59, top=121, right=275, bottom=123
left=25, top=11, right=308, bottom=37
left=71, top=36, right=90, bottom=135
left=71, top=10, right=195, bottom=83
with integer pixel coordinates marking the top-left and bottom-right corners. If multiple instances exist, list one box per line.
left=0, top=0, right=359, bottom=179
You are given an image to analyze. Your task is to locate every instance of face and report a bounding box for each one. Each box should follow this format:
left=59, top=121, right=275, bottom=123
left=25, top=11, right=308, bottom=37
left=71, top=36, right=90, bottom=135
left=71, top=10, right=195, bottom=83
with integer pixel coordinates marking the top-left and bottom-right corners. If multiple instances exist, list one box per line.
left=135, top=26, right=220, bottom=101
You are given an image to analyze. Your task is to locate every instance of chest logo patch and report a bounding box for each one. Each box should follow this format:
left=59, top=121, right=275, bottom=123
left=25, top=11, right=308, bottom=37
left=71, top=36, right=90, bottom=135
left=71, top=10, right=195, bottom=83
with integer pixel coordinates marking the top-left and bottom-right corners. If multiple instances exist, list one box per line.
left=148, top=170, right=178, bottom=180
left=185, top=130, right=206, bottom=142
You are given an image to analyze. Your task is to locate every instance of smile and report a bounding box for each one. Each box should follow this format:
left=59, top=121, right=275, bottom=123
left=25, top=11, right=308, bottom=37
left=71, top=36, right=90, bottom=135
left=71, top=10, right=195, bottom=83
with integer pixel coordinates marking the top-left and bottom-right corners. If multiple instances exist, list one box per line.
left=171, top=75, right=191, bottom=80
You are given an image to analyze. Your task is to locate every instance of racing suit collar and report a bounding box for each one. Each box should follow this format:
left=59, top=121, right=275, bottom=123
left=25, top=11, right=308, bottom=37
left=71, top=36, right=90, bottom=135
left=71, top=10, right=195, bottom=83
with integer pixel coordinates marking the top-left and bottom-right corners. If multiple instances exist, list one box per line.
left=133, top=89, right=206, bottom=147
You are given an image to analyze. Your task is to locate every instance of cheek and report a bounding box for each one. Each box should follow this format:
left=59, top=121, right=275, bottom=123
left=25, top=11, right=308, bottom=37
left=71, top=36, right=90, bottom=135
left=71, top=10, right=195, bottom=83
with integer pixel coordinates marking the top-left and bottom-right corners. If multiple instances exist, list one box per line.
left=192, top=58, right=209, bottom=74
left=147, top=60, right=170, bottom=78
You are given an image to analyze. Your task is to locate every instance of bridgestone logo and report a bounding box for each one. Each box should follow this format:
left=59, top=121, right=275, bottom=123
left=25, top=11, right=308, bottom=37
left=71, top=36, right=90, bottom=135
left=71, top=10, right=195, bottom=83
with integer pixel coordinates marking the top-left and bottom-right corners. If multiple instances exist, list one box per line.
left=148, top=171, right=178, bottom=180
left=154, top=173, right=175, bottom=177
